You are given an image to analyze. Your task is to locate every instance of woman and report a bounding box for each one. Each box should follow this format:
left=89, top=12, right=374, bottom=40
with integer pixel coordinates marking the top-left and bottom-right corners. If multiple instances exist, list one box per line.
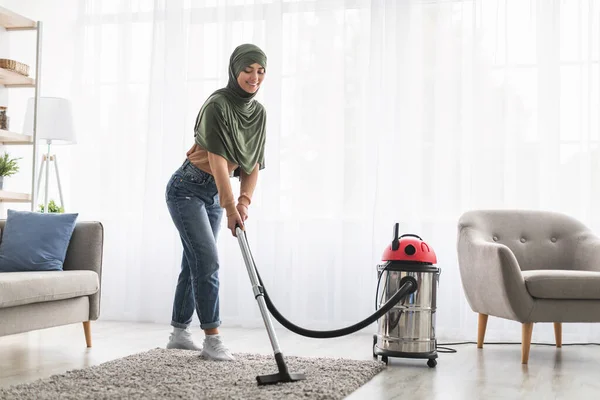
left=165, top=44, right=267, bottom=361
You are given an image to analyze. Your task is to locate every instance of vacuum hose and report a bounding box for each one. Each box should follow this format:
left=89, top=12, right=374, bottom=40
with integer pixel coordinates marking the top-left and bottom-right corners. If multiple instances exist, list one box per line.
left=242, top=231, right=418, bottom=339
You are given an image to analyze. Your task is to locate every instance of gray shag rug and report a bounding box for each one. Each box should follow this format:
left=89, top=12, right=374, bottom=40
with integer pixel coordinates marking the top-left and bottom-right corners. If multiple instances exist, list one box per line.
left=0, top=348, right=385, bottom=399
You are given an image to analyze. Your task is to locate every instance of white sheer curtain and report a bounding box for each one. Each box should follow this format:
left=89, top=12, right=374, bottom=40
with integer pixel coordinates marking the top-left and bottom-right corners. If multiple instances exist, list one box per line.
left=70, top=0, right=600, bottom=342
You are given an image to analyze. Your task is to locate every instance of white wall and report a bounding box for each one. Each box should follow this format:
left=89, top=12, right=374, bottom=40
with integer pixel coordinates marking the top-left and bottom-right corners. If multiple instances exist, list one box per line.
left=0, top=0, right=78, bottom=214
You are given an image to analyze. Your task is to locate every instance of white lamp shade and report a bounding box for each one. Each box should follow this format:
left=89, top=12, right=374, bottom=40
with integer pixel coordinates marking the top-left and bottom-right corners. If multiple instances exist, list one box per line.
left=23, top=97, right=76, bottom=144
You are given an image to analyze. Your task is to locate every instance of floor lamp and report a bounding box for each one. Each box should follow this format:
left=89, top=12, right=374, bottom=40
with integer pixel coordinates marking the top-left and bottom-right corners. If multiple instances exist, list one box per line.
left=23, top=97, right=76, bottom=213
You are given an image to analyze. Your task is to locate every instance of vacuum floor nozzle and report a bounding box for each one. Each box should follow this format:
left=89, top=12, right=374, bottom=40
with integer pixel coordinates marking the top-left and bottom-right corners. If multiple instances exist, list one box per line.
left=256, top=352, right=306, bottom=385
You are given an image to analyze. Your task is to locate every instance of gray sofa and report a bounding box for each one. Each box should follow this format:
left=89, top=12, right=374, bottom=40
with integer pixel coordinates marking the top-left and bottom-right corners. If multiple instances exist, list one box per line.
left=0, top=221, right=103, bottom=347
left=457, top=209, right=600, bottom=364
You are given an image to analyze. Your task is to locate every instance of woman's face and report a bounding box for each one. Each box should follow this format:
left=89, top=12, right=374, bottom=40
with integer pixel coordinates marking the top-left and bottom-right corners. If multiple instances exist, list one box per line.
left=237, top=63, right=265, bottom=94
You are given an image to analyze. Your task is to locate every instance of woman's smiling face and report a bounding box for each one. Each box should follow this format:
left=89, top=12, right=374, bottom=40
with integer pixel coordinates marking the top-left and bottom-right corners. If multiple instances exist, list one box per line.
left=237, top=63, right=265, bottom=94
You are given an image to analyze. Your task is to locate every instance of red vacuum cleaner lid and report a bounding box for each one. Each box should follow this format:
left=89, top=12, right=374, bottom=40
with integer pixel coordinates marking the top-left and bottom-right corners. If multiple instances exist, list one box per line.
left=382, top=224, right=437, bottom=264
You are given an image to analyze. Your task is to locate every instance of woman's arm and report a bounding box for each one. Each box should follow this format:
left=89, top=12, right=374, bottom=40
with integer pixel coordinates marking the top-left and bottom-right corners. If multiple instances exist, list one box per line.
left=238, top=163, right=260, bottom=208
left=207, top=152, right=237, bottom=216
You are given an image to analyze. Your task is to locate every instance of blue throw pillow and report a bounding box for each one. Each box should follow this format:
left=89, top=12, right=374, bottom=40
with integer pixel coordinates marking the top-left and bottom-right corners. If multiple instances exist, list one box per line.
left=0, top=209, right=78, bottom=272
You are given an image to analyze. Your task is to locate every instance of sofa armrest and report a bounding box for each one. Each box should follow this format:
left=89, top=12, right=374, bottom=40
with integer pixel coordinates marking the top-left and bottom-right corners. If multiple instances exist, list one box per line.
left=63, top=221, right=104, bottom=320
left=457, top=227, right=534, bottom=322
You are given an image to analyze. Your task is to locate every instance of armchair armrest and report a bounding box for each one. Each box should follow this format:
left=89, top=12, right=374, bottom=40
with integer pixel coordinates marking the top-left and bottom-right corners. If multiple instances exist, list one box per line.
left=574, top=232, right=600, bottom=272
left=457, top=227, right=534, bottom=322
left=63, top=221, right=104, bottom=320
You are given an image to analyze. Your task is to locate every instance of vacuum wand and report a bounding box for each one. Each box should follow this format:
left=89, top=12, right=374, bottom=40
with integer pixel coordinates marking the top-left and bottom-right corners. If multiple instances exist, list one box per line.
left=236, top=226, right=306, bottom=386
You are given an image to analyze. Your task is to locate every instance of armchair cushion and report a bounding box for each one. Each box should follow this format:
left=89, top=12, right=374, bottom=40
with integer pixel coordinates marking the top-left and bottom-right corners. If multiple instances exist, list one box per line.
left=0, top=209, right=78, bottom=272
left=522, top=270, right=600, bottom=300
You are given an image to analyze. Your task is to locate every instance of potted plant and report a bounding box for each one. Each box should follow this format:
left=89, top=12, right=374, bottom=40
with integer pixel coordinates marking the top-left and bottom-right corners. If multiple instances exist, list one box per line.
left=0, top=151, right=21, bottom=190
left=38, top=199, right=64, bottom=213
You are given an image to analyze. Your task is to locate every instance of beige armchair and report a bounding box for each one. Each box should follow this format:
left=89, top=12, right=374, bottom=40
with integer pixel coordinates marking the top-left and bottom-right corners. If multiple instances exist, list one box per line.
left=457, top=209, right=600, bottom=364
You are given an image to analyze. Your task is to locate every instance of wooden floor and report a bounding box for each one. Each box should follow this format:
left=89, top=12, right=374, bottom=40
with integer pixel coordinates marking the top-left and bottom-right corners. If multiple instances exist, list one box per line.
left=1, top=321, right=600, bottom=399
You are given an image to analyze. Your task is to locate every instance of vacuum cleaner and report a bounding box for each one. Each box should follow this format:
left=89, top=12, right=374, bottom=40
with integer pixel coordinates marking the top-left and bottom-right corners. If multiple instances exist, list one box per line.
left=235, top=222, right=440, bottom=386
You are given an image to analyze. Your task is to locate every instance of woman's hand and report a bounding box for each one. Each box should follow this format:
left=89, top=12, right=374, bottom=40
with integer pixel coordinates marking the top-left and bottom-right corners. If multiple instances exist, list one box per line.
left=236, top=203, right=248, bottom=222
left=227, top=209, right=245, bottom=237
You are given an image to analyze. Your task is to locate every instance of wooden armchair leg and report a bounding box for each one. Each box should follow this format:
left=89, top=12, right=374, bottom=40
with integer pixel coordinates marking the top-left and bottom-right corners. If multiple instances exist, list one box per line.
left=554, top=322, right=562, bottom=348
left=521, top=322, right=534, bottom=364
left=83, top=321, right=92, bottom=348
left=477, top=313, right=488, bottom=348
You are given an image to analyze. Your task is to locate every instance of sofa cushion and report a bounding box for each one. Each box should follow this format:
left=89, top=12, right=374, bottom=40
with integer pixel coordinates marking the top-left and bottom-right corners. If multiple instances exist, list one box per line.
left=0, top=209, right=78, bottom=272
left=0, top=271, right=99, bottom=309
left=522, top=270, right=600, bottom=300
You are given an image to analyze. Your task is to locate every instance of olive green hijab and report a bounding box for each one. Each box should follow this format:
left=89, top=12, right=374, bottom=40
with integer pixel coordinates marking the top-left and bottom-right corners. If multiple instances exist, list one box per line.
left=194, top=43, right=267, bottom=175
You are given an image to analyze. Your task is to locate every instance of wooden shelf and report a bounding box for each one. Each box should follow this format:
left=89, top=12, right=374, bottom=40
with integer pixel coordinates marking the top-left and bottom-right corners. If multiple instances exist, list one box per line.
left=0, top=130, right=32, bottom=144
left=0, top=190, right=31, bottom=203
left=0, top=6, right=37, bottom=30
left=0, top=67, right=34, bottom=87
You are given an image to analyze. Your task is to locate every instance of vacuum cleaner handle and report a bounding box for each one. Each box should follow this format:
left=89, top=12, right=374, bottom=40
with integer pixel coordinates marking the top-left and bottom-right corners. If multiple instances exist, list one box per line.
left=399, top=233, right=423, bottom=240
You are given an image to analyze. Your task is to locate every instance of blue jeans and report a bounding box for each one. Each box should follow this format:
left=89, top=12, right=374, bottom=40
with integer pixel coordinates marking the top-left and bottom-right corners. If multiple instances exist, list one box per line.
left=165, top=159, right=223, bottom=330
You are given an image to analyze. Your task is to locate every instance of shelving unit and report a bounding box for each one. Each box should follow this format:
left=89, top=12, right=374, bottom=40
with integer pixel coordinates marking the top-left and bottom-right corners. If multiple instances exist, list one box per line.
left=0, top=6, right=41, bottom=211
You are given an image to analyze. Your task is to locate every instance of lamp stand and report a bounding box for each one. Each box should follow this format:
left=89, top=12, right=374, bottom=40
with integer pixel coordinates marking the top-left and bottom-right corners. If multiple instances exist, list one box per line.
left=36, top=140, right=64, bottom=213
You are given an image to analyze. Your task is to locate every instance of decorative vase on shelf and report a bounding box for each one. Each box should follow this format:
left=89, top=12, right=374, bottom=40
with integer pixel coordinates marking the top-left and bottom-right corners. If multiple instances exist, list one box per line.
left=0, top=106, right=9, bottom=130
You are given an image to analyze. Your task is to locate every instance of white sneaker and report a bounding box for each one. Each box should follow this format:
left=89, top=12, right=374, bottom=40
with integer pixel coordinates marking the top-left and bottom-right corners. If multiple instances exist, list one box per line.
left=166, top=327, right=202, bottom=351
left=200, top=334, right=235, bottom=361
